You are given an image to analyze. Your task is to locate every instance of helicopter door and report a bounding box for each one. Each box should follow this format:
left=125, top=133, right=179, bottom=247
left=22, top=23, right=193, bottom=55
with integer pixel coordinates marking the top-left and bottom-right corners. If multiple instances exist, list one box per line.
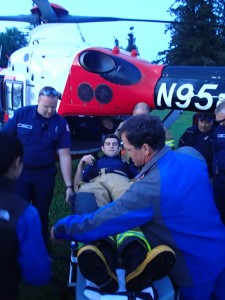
left=3, top=79, right=24, bottom=118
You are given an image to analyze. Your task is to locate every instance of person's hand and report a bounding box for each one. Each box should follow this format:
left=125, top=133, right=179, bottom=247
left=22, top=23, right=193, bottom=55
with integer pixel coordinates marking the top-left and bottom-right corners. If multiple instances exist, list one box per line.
left=79, top=154, right=95, bottom=168
left=66, top=187, right=74, bottom=202
left=50, top=226, right=63, bottom=243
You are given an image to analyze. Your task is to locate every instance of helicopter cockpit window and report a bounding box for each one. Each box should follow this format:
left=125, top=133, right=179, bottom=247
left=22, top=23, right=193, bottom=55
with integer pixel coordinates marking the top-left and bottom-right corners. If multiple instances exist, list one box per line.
left=79, top=50, right=141, bottom=86
left=79, top=51, right=116, bottom=74
left=4, top=80, right=24, bottom=113
left=101, top=56, right=141, bottom=85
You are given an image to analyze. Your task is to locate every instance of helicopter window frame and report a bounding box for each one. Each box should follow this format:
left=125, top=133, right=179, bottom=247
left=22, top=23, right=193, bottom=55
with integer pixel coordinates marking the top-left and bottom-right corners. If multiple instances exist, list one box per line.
left=4, top=80, right=24, bottom=113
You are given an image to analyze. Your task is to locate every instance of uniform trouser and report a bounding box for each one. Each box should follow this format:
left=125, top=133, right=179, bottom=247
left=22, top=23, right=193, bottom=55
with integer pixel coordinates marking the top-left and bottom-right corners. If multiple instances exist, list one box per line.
left=212, top=173, right=225, bottom=225
left=77, top=171, right=134, bottom=207
left=15, top=166, right=57, bottom=248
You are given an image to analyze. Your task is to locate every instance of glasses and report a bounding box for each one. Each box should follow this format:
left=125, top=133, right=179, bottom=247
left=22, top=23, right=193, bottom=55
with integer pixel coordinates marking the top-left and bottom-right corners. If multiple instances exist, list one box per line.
left=39, top=87, right=58, bottom=97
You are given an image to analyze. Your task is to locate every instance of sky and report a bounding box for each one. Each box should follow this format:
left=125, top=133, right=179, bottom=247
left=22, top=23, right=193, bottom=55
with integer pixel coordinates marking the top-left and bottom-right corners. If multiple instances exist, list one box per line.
left=0, top=0, right=174, bottom=62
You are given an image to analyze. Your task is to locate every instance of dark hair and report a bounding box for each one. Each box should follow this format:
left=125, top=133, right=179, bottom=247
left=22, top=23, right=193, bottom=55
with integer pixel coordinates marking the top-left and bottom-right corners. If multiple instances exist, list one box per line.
left=120, top=114, right=165, bottom=150
left=38, top=86, right=58, bottom=98
left=102, top=134, right=121, bottom=146
left=0, top=132, right=24, bottom=175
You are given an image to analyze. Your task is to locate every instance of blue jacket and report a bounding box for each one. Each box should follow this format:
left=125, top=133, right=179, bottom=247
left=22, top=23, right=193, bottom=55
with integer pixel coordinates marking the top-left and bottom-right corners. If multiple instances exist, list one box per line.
left=53, top=146, right=225, bottom=287
left=0, top=176, right=51, bottom=298
left=213, top=125, right=225, bottom=174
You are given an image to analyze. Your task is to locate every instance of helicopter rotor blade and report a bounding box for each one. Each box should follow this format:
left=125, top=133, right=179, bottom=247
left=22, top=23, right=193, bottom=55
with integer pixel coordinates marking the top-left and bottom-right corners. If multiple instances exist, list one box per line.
left=58, top=15, right=173, bottom=24
left=0, top=0, right=223, bottom=29
left=32, top=0, right=58, bottom=23
left=58, top=15, right=225, bottom=28
left=0, top=14, right=38, bottom=24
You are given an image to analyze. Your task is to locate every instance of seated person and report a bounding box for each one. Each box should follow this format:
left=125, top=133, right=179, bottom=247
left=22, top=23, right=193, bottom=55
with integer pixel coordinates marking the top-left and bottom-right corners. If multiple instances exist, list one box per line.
left=178, top=112, right=215, bottom=177
left=71, top=134, right=176, bottom=294
left=73, top=133, right=138, bottom=207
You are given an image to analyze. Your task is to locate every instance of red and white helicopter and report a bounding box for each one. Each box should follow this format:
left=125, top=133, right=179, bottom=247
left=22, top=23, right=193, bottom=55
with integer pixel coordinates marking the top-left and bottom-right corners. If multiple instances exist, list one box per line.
left=0, top=0, right=224, bottom=154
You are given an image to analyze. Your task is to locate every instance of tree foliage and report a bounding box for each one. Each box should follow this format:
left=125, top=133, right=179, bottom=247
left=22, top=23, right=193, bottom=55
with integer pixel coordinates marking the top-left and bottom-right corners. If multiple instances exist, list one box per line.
left=114, top=27, right=140, bottom=55
left=154, top=0, right=225, bottom=66
left=0, top=27, right=29, bottom=68
left=125, top=27, right=140, bottom=55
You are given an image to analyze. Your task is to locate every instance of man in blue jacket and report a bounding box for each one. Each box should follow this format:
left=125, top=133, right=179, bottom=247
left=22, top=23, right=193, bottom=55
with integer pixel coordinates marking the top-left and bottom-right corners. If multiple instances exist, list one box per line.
left=0, top=132, right=51, bottom=300
left=52, top=114, right=225, bottom=300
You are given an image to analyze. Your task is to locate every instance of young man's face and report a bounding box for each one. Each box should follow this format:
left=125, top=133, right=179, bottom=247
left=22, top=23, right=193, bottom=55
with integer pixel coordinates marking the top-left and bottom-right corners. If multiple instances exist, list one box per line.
left=37, top=95, right=58, bottom=118
left=101, top=138, right=120, bottom=157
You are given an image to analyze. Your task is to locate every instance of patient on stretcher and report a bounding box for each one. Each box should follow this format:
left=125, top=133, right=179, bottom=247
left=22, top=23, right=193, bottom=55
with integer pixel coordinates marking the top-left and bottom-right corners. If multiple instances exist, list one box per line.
left=70, top=134, right=176, bottom=295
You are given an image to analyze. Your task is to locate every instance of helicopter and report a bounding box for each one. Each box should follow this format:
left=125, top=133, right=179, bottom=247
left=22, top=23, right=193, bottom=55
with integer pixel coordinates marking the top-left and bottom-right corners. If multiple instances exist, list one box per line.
left=0, top=0, right=225, bottom=155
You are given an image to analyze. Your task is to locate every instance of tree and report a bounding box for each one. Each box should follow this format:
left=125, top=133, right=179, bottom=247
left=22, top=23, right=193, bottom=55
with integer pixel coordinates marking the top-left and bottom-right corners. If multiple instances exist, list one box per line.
left=125, top=27, right=140, bottom=55
left=154, top=0, right=225, bottom=66
left=0, top=27, right=29, bottom=68
left=114, top=27, right=140, bottom=55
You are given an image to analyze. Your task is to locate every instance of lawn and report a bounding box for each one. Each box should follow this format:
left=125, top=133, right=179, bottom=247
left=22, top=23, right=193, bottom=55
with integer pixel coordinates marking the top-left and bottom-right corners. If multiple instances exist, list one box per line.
left=19, top=110, right=194, bottom=300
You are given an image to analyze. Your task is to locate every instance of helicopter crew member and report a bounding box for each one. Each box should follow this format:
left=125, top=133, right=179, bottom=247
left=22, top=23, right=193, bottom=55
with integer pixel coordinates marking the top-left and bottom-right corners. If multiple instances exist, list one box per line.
left=0, top=132, right=51, bottom=300
left=52, top=114, right=225, bottom=300
left=178, top=112, right=215, bottom=177
left=2, top=86, right=73, bottom=248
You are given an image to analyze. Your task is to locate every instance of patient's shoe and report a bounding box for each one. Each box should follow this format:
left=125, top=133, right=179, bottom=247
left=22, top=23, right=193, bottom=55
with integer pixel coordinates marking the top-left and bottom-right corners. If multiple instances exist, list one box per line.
left=125, top=245, right=176, bottom=291
left=77, top=241, right=119, bottom=293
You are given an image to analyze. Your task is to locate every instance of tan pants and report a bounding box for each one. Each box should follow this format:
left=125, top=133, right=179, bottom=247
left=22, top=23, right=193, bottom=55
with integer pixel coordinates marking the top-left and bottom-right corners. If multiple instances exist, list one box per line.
left=77, top=169, right=134, bottom=207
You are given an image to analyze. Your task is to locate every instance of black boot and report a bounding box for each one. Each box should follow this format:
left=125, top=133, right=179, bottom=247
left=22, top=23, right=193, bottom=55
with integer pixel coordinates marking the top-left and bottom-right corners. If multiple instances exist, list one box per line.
left=77, top=239, right=118, bottom=293
left=123, top=244, right=176, bottom=292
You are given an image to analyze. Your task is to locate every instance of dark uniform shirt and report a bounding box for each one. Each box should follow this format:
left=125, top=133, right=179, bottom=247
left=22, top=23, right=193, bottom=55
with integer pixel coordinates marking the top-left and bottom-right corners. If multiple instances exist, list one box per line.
left=2, top=105, right=71, bottom=168
left=83, top=155, right=138, bottom=182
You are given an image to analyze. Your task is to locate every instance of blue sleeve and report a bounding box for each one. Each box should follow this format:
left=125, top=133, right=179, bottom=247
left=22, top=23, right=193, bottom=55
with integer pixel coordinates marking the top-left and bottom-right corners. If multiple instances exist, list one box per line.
left=53, top=183, right=154, bottom=243
left=83, top=165, right=92, bottom=182
left=17, top=205, right=52, bottom=286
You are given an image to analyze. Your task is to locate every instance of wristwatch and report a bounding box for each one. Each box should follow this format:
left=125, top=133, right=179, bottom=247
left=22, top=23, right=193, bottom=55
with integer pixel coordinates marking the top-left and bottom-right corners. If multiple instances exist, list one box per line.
left=66, top=185, right=73, bottom=190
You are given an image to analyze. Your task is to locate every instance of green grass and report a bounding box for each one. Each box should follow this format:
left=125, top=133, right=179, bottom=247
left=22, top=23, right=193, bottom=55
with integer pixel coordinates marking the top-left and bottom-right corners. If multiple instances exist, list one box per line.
left=19, top=111, right=194, bottom=299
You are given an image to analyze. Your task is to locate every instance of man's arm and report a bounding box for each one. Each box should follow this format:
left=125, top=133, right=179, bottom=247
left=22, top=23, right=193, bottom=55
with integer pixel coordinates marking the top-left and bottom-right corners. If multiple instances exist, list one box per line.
left=58, top=148, right=73, bottom=201
left=51, top=180, right=154, bottom=243
left=74, top=154, right=95, bottom=190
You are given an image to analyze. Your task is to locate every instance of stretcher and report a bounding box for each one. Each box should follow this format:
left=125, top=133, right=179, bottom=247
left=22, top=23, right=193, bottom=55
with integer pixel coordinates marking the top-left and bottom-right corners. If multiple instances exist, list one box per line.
left=68, top=242, right=180, bottom=300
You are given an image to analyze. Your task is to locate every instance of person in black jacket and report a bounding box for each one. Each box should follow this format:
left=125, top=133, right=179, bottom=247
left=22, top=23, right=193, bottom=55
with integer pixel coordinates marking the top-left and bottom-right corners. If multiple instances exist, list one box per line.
left=0, top=132, right=51, bottom=300
left=178, top=112, right=215, bottom=177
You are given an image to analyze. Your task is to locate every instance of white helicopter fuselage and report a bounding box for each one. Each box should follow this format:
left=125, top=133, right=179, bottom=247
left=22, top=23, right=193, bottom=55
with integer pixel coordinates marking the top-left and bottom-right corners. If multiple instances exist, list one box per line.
left=1, top=23, right=93, bottom=112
